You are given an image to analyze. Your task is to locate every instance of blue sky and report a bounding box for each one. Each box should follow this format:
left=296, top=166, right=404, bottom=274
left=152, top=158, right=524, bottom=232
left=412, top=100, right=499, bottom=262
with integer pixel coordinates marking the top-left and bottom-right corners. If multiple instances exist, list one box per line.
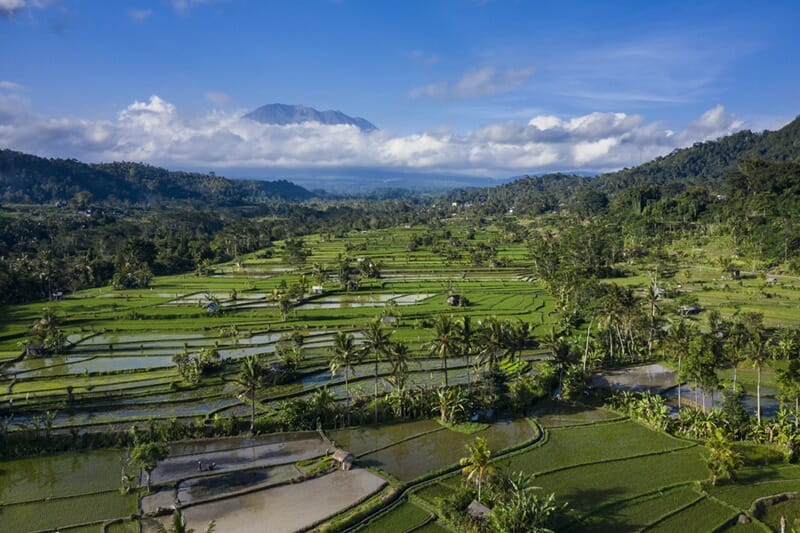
left=1, top=0, right=798, bottom=182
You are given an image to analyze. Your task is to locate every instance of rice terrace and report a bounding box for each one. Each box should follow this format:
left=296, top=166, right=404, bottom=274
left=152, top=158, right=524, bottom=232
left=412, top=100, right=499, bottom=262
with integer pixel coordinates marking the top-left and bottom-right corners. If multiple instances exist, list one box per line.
left=2, top=2, right=800, bottom=532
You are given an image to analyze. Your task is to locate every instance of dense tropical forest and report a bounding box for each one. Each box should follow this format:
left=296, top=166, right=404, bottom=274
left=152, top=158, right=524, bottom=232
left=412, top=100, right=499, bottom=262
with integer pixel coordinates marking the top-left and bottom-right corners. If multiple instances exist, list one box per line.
left=0, top=116, right=799, bottom=532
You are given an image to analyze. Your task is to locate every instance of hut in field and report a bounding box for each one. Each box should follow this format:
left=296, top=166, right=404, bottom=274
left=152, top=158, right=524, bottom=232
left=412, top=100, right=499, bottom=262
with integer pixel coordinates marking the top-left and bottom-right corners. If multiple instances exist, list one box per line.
left=467, top=500, right=492, bottom=520
left=332, top=449, right=354, bottom=470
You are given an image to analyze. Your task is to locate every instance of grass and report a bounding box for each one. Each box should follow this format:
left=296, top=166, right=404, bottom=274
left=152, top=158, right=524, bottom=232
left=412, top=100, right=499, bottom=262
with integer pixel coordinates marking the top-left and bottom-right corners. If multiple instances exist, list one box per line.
left=709, top=464, right=800, bottom=509
left=501, top=419, right=691, bottom=475
left=0, top=449, right=125, bottom=503
left=760, top=498, right=800, bottom=531
left=567, top=485, right=702, bottom=532
left=437, top=420, right=489, bottom=434
left=536, top=447, right=709, bottom=527
left=2, top=221, right=800, bottom=530
left=358, top=500, right=432, bottom=532
left=1, top=491, right=137, bottom=533
left=645, top=497, right=737, bottom=532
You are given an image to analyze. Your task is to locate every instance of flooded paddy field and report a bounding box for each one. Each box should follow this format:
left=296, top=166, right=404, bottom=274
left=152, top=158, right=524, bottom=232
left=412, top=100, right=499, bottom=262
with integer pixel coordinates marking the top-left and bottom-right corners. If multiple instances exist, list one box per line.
left=353, top=418, right=536, bottom=482
left=146, top=469, right=386, bottom=533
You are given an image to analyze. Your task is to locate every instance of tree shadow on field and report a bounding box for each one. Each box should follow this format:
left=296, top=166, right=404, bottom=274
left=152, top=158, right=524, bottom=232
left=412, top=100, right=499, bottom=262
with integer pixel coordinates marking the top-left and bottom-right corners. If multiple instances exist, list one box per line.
left=553, top=485, right=628, bottom=530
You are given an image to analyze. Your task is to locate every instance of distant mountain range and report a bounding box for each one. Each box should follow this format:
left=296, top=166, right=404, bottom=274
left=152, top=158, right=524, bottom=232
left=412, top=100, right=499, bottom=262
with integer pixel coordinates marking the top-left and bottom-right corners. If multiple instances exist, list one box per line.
left=244, top=103, right=377, bottom=132
left=1, top=115, right=798, bottom=204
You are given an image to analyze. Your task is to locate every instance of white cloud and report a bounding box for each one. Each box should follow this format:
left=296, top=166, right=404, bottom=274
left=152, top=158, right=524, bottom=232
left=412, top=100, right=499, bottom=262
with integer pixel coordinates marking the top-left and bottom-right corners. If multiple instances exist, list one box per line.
left=204, top=91, right=230, bottom=106
left=171, top=0, right=214, bottom=12
left=408, top=50, right=440, bottom=66
left=0, top=80, right=23, bottom=90
left=128, top=9, right=152, bottom=22
left=0, top=0, right=27, bottom=17
left=0, top=95, right=747, bottom=178
left=409, top=65, right=535, bottom=100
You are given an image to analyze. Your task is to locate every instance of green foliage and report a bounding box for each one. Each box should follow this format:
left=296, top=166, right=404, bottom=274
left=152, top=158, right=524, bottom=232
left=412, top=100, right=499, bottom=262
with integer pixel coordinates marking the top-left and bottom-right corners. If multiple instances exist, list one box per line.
left=705, top=429, right=744, bottom=485
left=129, top=440, right=169, bottom=491
left=488, top=471, right=561, bottom=533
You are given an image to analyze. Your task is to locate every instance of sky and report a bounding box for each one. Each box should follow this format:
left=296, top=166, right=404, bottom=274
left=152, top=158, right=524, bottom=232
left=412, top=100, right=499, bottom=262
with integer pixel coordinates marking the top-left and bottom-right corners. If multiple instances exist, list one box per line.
left=1, top=0, right=799, bottom=185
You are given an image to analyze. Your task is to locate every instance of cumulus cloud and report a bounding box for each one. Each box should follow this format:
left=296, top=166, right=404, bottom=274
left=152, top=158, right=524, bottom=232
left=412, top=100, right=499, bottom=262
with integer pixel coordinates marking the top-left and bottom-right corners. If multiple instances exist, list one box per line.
left=408, top=50, right=440, bottom=66
left=0, top=94, right=746, bottom=177
left=410, top=65, right=535, bottom=100
left=0, top=0, right=27, bottom=18
left=171, top=0, right=214, bottom=12
left=204, top=91, right=230, bottom=106
left=128, top=9, right=152, bottom=22
left=0, top=80, right=23, bottom=90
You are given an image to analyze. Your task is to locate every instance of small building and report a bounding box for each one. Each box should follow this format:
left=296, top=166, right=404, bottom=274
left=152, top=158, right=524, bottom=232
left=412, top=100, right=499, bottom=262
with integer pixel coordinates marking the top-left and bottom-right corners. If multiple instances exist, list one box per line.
left=332, top=449, right=354, bottom=470
left=51, top=291, right=64, bottom=301
left=446, top=294, right=468, bottom=307
left=467, top=500, right=492, bottom=520
left=311, top=285, right=324, bottom=295
left=680, top=305, right=699, bottom=316
left=24, top=344, right=45, bottom=358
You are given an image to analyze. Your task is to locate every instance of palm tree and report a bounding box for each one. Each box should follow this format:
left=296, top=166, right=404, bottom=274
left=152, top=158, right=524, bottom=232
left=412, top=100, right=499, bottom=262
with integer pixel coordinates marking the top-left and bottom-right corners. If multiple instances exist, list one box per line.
left=477, top=317, right=508, bottom=370
left=546, top=330, right=576, bottom=395
left=459, top=436, right=495, bottom=503
left=426, top=314, right=458, bottom=387
left=329, top=331, right=360, bottom=425
left=361, top=318, right=392, bottom=424
left=747, top=330, right=771, bottom=426
left=456, top=315, right=476, bottom=385
left=506, top=320, right=534, bottom=376
left=645, top=276, right=662, bottom=359
left=237, top=355, right=263, bottom=434
left=386, top=341, right=411, bottom=418
left=663, top=319, right=696, bottom=408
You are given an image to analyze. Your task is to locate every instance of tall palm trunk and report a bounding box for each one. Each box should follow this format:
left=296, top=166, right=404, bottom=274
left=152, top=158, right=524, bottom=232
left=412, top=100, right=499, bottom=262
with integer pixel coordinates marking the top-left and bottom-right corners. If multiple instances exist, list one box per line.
left=344, top=372, right=350, bottom=427
left=756, top=363, right=762, bottom=425
left=677, top=355, right=682, bottom=408
left=374, top=356, right=379, bottom=425
left=250, top=388, right=256, bottom=434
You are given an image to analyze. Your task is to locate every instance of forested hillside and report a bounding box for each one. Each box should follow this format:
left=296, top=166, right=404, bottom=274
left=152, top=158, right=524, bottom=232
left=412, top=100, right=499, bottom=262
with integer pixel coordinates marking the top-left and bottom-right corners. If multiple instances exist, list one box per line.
left=0, top=150, right=313, bottom=205
left=445, top=116, right=800, bottom=215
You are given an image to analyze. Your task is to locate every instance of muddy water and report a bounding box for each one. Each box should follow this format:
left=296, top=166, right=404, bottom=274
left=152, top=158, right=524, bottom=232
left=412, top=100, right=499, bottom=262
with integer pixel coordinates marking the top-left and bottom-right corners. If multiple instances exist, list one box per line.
left=328, top=419, right=441, bottom=455
left=591, top=363, right=678, bottom=393
left=358, top=418, right=535, bottom=481
left=151, top=436, right=328, bottom=484
left=153, top=469, right=386, bottom=533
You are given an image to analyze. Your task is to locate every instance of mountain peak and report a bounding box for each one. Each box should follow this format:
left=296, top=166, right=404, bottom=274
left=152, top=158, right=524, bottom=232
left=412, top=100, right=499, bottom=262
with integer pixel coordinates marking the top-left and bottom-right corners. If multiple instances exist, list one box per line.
left=243, top=103, right=377, bottom=132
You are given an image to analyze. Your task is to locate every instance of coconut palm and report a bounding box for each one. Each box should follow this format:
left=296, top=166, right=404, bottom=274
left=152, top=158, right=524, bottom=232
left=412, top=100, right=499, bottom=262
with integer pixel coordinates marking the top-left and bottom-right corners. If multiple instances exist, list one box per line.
left=236, top=355, right=263, bottom=434
left=663, top=319, right=696, bottom=408
left=386, top=341, right=411, bottom=417
left=459, top=436, right=495, bottom=503
left=361, top=318, right=393, bottom=424
left=477, top=317, right=508, bottom=370
left=456, top=315, right=476, bottom=385
left=506, top=320, right=534, bottom=372
left=747, top=329, right=771, bottom=426
left=426, top=314, right=458, bottom=387
left=329, top=331, right=360, bottom=425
